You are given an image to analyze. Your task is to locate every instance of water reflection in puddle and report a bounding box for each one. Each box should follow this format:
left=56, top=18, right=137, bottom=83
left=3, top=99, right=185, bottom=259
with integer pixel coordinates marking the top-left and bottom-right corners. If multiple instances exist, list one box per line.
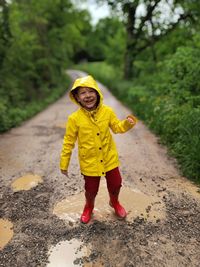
left=47, top=239, right=87, bottom=267
left=0, top=219, right=14, bottom=250
left=53, top=180, right=165, bottom=224
left=47, top=239, right=104, bottom=267
left=11, top=174, right=43, bottom=192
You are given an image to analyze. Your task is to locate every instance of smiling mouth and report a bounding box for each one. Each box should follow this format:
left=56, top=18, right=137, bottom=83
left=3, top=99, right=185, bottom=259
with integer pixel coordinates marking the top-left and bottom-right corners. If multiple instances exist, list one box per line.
left=85, top=99, right=95, bottom=104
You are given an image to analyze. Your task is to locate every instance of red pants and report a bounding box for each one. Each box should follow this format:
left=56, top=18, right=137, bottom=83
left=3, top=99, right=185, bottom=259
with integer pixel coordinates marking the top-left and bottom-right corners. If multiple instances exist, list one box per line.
left=84, top=167, right=122, bottom=196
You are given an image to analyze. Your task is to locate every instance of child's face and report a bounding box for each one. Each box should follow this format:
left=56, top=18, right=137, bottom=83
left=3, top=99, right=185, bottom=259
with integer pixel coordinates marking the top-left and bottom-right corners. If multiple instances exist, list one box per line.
left=76, top=87, right=98, bottom=111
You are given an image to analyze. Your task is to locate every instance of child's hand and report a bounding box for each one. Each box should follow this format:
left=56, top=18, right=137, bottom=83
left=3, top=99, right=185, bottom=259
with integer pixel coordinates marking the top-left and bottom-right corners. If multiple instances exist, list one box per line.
left=126, top=115, right=138, bottom=124
left=61, top=170, right=68, bottom=177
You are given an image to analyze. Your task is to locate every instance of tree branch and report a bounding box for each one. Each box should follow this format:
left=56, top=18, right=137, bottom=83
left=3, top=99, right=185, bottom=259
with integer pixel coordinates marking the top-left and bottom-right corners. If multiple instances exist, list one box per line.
left=135, top=12, right=192, bottom=53
left=136, top=0, right=161, bottom=38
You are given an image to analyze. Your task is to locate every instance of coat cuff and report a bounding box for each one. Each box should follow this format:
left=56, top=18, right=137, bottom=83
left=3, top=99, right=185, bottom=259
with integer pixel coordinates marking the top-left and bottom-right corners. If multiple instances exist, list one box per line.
left=126, top=115, right=138, bottom=126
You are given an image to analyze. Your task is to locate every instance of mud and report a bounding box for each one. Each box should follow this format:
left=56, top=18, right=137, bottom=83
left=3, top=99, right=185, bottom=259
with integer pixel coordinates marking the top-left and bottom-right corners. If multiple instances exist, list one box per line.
left=53, top=180, right=165, bottom=224
left=0, top=219, right=14, bottom=250
left=0, top=70, right=200, bottom=267
left=11, top=174, right=43, bottom=192
left=47, top=239, right=88, bottom=267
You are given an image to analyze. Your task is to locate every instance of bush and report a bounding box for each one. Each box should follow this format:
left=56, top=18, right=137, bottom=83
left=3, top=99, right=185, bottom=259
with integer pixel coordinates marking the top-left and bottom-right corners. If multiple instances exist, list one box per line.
left=166, top=47, right=200, bottom=97
left=172, top=107, right=200, bottom=180
left=0, top=77, right=71, bottom=133
left=76, top=57, right=200, bottom=182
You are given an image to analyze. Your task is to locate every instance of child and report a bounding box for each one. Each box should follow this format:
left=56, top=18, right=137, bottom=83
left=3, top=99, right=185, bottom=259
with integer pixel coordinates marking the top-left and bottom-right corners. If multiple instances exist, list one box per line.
left=60, top=75, right=137, bottom=223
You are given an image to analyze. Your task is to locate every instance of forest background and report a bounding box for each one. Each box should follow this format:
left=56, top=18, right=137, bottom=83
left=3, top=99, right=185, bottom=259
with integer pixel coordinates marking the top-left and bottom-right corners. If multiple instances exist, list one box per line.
left=0, top=0, right=199, bottom=182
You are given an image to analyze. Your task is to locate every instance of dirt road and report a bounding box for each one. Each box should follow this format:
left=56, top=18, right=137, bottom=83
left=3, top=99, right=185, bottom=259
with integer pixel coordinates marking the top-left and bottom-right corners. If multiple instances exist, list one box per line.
left=0, top=70, right=200, bottom=267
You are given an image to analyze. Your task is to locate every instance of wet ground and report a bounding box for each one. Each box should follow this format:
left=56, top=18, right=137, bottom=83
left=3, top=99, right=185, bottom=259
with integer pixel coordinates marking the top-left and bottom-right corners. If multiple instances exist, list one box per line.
left=0, top=70, right=200, bottom=267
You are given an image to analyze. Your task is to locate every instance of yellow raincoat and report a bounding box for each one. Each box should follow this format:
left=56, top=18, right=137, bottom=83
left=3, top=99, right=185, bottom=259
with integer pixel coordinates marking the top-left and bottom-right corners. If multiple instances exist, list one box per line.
left=60, top=75, right=137, bottom=176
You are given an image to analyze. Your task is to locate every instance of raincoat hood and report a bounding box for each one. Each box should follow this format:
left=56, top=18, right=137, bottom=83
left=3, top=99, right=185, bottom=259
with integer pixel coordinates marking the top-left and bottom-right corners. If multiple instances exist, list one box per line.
left=69, top=75, right=103, bottom=108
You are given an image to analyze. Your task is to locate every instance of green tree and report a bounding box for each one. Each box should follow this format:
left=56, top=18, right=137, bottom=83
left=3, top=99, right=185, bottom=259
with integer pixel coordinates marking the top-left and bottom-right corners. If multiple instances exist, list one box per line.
left=99, top=0, right=196, bottom=79
left=0, top=0, right=93, bottom=131
left=85, top=17, right=125, bottom=65
left=100, top=17, right=126, bottom=69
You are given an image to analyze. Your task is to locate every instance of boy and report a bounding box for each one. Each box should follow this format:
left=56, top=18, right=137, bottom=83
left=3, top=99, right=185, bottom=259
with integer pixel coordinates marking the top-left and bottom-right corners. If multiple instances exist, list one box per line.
left=60, top=75, right=137, bottom=223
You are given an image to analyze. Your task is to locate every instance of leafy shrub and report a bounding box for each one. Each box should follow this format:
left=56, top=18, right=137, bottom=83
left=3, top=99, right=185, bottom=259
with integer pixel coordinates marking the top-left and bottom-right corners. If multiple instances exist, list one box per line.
left=0, top=81, right=70, bottom=133
left=76, top=57, right=200, bottom=182
left=172, top=107, right=200, bottom=180
left=166, top=47, right=200, bottom=97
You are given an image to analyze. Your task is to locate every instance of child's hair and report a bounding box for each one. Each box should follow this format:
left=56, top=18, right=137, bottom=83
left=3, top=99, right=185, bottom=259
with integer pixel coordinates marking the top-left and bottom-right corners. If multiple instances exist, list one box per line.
left=71, top=87, right=79, bottom=97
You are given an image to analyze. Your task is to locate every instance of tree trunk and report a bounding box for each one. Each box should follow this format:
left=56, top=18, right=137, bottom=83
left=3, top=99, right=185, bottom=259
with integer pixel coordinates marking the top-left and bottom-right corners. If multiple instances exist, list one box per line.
left=124, top=46, right=133, bottom=79
left=122, top=2, right=138, bottom=79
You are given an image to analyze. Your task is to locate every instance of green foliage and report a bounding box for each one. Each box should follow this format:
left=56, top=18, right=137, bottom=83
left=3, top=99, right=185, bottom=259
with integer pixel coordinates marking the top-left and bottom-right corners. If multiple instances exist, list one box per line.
left=0, top=78, right=71, bottom=132
left=102, top=18, right=125, bottom=68
left=76, top=50, right=200, bottom=182
left=1, top=0, right=200, bottom=182
left=83, top=17, right=125, bottom=65
left=172, top=107, right=200, bottom=179
left=166, top=47, right=200, bottom=97
left=74, top=61, right=121, bottom=86
left=0, top=0, right=90, bottom=132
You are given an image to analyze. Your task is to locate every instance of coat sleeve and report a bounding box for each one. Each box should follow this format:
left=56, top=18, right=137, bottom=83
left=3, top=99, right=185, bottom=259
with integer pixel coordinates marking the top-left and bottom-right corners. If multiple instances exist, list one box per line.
left=60, top=115, right=78, bottom=170
left=109, top=108, right=136, bottom=134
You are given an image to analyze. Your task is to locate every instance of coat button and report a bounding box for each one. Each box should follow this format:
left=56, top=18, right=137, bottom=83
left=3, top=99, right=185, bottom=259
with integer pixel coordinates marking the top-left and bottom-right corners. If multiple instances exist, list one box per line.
left=102, top=172, right=105, bottom=175
left=99, top=147, right=102, bottom=150
left=100, top=160, right=103, bottom=162
left=97, top=133, right=100, bottom=135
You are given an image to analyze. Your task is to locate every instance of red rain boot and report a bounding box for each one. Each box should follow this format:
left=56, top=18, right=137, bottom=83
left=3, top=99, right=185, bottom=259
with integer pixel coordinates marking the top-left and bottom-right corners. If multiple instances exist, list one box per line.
left=109, top=193, right=127, bottom=219
left=80, top=194, right=95, bottom=224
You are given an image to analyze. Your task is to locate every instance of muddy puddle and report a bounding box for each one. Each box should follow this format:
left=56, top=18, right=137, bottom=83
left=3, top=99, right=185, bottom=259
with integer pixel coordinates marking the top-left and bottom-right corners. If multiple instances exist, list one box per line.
left=11, top=174, right=43, bottom=192
left=53, top=180, right=165, bottom=224
left=47, top=239, right=103, bottom=267
left=0, top=219, right=14, bottom=250
left=47, top=239, right=86, bottom=267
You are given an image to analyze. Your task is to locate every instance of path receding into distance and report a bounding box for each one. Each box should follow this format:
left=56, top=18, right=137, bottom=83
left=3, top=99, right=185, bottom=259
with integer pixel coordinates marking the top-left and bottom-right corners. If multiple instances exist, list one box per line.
left=0, top=69, right=199, bottom=267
